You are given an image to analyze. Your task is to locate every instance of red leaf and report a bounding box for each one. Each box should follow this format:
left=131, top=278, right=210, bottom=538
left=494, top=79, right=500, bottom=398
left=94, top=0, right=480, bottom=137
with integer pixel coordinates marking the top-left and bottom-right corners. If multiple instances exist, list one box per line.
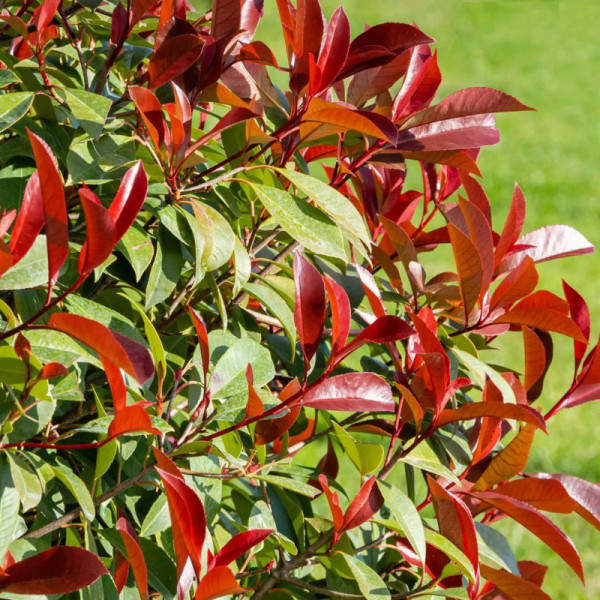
left=26, top=130, right=69, bottom=300
left=344, top=23, right=433, bottom=79
left=184, top=107, right=258, bottom=160
left=34, top=0, right=60, bottom=35
left=448, top=222, right=483, bottom=319
left=428, top=476, right=480, bottom=579
left=494, top=183, right=527, bottom=269
left=319, top=474, right=343, bottom=541
left=520, top=327, right=547, bottom=394
left=77, top=187, right=116, bottom=278
left=489, top=478, right=577, bottom=514
left=102, top=355, right=127, bottom=412
left=314, top=6, right=350, bottom=92
left=9, top=172, right=43, bottom=266
left=110, top=3, right=128, bottom=44
left=169, top=82, right=192, bottom=159
left=238, top=0, right=264, bottom=46
left=498, top=225, right=594, bottom=272
left=113, top=551, right=129, bottom=594
left=0, top=547, right=108, bottom=595
left=402, top=87, right=533, bottom=129
left=356, top=263, right=386, bottom=318
left=211, top=0, right=241, bottom=41
left=302, top=101, right=397, bottom=144
left=324, top=276, right=351, bottom=357
left=334, top=315, right=415, bottom=365
left=148, top=34, right=204, bottom=89
left=293, top=252, right=326, bottom=366
left=397, top=113, right=500, bottom=152
left=341, top=475, right=384, bottom=533
left=393, top=46, right=439, bottom=119
left=244, top=363, right=264, bottom=420
left=108, top=404, right=161, bottom=439
left=108, top=160, right=148, bottom=243
left=212, top=529, right=273, bottom=568
left=563, top=280, right=591, bottom=368
left=475, top=491, right=584, bottom=582
left=194, top=566, right=246, bottom=600
left=189, top=307, right=210, bottom=386
left=255, top=378, right=301, bottom=445
left=490, top=257, right=538, bottom=312
left=152, top=447, right=184, bottom=479
left=47, top=313, right=154, bottom=384
left=492, top=307, right=585, bottom=342
left=290, top=0, right=325, bottom=91
left=117, top=517, right=149, bottom=600
left=40, top=362, right=68, bottom=379
left=350, top=52, right=411, bottom=108
left=129, top=86, right=168, bottom=151
left=156, top=468, right=206, bottom=576
left=302, top=372, right=395, bottom=412
left=534, top=473, right=600, bottom=532
left=480, top=565, right=552, bottom=600
left=436, top=402, right=546, bottom=431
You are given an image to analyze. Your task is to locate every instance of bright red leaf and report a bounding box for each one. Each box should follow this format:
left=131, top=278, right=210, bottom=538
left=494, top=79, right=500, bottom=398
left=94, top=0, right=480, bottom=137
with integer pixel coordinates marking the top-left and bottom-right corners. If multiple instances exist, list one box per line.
left=117, top=517, right=149, bottom=600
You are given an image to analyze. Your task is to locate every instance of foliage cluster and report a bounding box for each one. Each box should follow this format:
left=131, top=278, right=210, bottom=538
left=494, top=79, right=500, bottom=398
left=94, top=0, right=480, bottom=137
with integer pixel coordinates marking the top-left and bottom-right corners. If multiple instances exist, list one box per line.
left=0, top=1, right=598, bottom=599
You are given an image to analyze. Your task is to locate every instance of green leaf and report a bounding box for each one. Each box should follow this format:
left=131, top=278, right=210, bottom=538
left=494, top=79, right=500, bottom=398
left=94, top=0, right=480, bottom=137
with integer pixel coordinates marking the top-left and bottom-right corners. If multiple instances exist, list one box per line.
left=0, top=459, right=20, bottom=563
left=341, top=554, right=391, bottom=600
left=332, top=422, right=383, bottom=476
left=145, top=225, right=184, bottom=310
left=0, top=69, right=20, bottom=88
left=250, top=183, right=346, bottom=260
left=66, top=134, right=136, bottom=185
left=378, top=481, right=426, bottom=570
left=65, top=295, right=145, bottom=344
left=233, top=237, right=251, bottom=295
left=244, top=282, right=296, bottom=349
left=64, top=89, right=112, bottom=139
left=400, top=442, right=460, bottom=483
left=0, top=235, right=48, bottom=290
left=275, top=168, right=370, bottom=247
left=140, top=494, right=170, bottom=536
left=424, top=529, right=476, bottom=583
left=192, top=201, right=234, bottom=271
left=7, top=452, right=43, bottom=513
left=52, top=463, right=95, bottom=521
left=0, top=92, right=33, bottom=133
left=452, top=348, right=516, bottom=405
left=116, top=222, right=154, bottom=281
left=122, top=294, right=167, bottom=382
left=475, top=522, right=519, bottom=574
left=253, top=474, right=319, bottom=498
left=210, top=337, right=274, bottom=399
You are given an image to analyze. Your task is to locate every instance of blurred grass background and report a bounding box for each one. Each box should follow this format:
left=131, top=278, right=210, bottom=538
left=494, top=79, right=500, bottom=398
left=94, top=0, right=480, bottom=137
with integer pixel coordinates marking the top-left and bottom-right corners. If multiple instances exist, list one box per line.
left=255, top=2, right=600, bottom=598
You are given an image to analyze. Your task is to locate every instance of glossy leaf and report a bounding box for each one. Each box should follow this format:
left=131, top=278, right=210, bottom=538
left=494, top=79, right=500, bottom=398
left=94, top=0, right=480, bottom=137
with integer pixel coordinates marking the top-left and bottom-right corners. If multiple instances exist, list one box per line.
left=78, top=187, right=116, bottom=277
left=8, top=171, right=43, bottom=266
left=26, top=130, right=69, bottom=299
left=117, top=517, right=149, bottom=600
left=293, top=252, right=325, bottom=365
left=194, top=566, right=246, bottom=600
left=47, top=313, right=154, bottom=384
left=108, top=404, right=161, bottom=439
left=473, top=425, right=537, bottom=491
left=474, top=491, right=584, bottom=582
left=108, top=160, right=148, bottom=243
left=0, top=547, right=108, bottom=595
left=302, top=372, right=395, bottom=412
left=156, top=467, right=206, bottom=575
left=212, top=529, right=273, bottom=568
left=341, top=475, right=384, bottom=533
left=149, top=35, right=204, bottom=89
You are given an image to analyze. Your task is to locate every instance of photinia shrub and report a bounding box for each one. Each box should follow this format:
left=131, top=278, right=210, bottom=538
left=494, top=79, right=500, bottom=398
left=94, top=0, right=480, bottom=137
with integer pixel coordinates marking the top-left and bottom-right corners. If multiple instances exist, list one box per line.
left=0, top=1, right=598, bottom=599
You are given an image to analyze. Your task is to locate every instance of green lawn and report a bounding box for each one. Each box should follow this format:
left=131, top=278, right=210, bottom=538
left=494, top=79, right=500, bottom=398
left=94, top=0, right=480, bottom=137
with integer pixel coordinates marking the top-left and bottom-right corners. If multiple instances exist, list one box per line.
left=258, top=2, right=600, bottom=598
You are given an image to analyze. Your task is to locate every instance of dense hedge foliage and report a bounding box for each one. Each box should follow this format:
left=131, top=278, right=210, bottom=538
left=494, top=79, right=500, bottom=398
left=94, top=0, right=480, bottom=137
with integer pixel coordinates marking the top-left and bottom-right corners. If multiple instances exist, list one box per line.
left=0, top=1, right=599, bottom=599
